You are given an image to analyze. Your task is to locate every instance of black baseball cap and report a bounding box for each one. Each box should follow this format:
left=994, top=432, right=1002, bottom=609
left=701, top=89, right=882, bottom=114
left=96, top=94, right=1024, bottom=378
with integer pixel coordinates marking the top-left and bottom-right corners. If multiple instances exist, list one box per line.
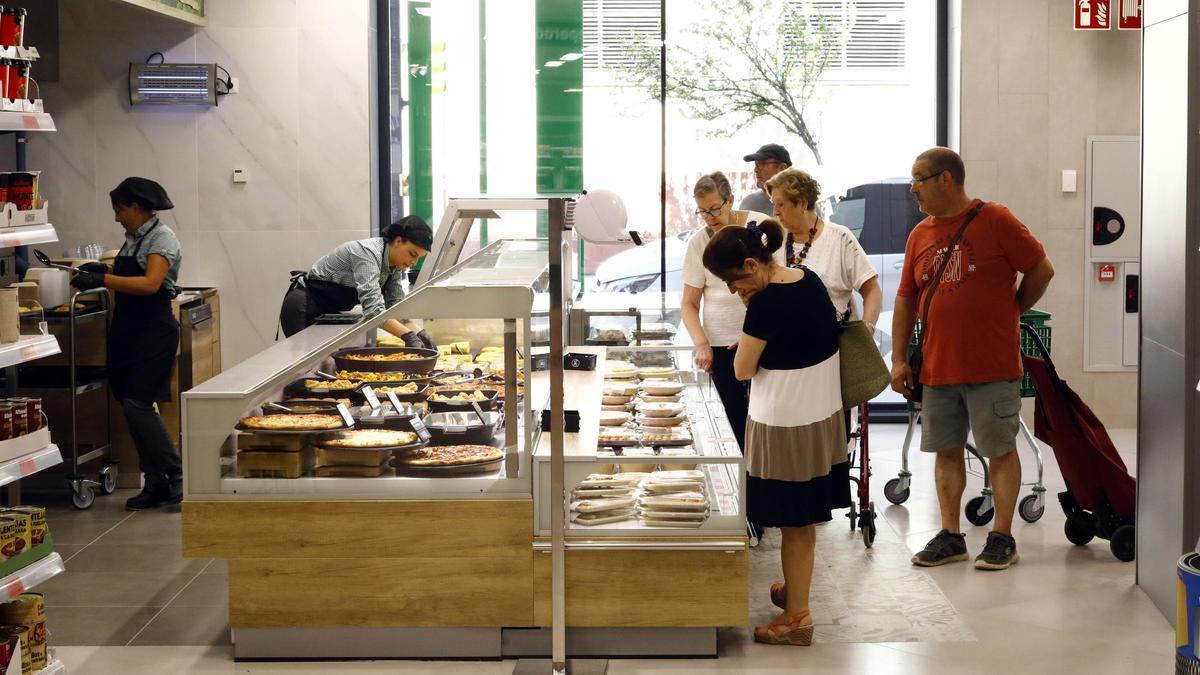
left=743, top=144, right=791, bottom=166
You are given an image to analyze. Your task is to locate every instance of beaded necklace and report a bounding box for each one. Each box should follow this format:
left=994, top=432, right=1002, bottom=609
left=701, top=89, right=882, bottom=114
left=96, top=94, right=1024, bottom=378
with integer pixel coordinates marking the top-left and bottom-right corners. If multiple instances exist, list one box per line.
left=785, top=218, right=821, bottom=267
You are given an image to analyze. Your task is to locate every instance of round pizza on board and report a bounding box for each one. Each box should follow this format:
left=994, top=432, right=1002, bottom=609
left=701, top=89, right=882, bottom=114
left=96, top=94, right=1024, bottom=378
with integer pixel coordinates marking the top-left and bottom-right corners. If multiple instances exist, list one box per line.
left=238, top=413, right=344, bottom=431
left=396, top=445, right=503, bottom=466
left=319, top=429, right=418, bottom=448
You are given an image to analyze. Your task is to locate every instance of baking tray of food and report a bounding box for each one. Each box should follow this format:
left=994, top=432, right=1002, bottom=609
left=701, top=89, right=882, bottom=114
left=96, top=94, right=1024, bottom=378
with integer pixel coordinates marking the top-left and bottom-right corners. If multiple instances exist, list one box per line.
left=425, top=410, right=503, bottom=445
left=330, top=346, right=439, bottom=374
left=283, top=376, right=366, bottom=401
left=355, top=381, right=430, bottom=403
left=427, top=388, right=500, bottom=413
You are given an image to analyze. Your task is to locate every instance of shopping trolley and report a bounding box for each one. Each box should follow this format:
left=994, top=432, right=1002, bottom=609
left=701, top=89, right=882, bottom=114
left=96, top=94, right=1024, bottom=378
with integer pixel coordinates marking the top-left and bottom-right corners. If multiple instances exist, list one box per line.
left=882, top=310, right=1051, bottom=526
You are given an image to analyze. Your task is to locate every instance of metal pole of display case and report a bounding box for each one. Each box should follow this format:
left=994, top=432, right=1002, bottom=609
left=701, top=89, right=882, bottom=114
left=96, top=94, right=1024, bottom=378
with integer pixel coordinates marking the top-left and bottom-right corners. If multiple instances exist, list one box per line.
left=548, top=198, right=567, bottom=674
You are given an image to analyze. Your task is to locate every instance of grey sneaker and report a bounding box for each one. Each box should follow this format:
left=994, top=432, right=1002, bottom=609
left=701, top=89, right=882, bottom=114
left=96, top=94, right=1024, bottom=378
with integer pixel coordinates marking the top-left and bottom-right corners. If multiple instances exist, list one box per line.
left=911, top=529, right=969, bottom=566
left=975, top=531, right=1020, bottom=570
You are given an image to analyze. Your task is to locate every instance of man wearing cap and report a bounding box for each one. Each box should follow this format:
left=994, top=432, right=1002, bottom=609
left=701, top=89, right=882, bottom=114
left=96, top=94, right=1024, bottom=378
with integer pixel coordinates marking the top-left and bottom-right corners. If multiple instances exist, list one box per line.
left=740, top=144, right=792, bottom=214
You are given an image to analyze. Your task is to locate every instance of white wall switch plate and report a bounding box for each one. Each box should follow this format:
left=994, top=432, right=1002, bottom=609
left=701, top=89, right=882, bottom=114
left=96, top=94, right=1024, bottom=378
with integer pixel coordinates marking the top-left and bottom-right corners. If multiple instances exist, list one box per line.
left=232, top=168, right=248, bottom=184
left=1061, top=169, right=1077, bottom=193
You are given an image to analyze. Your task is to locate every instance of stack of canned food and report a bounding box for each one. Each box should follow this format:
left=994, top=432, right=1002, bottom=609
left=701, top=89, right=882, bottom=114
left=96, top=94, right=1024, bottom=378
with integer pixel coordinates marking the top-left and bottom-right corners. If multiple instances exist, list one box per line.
left=0, top=398, right=40, bottom=441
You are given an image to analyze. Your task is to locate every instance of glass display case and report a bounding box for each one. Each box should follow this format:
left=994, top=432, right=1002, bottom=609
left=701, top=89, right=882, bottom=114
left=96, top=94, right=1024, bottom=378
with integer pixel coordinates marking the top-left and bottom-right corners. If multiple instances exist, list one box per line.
left=532, top=344, right=746, bottom=538
left=182, top=238, right=551, bottom=499
left=568, top=291, right=684, bottom=351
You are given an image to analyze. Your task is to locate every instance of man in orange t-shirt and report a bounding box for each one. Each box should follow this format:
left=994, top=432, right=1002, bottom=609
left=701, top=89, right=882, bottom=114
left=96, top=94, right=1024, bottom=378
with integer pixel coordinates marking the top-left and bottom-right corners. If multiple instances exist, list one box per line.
left=891, top=147, right=1055, bottom=572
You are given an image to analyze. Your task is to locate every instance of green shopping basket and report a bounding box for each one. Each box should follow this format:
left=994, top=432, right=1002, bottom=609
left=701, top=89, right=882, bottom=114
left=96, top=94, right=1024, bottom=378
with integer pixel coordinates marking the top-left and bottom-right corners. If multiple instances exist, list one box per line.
left=906, top=309, right=1051, bottom=401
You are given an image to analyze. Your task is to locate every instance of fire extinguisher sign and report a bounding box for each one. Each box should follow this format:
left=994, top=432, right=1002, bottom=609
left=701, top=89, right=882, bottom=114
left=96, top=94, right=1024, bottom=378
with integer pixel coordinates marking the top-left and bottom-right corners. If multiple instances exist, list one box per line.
left=1075, top=0, right=1111, bottom=30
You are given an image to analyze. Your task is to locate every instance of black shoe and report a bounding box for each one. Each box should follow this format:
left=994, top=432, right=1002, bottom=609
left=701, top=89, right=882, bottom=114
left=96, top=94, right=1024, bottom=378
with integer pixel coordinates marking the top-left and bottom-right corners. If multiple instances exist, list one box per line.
left=911, top=529, right=969, bottom=566
left=975, top=531, right=1019, bottom=570
left=163, top=478, right=183, bottom=505
left=125, top=479, right=168, bottom=511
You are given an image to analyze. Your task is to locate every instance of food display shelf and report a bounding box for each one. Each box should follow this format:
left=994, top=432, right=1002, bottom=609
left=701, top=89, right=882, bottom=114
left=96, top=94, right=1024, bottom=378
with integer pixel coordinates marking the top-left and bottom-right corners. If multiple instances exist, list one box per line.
left=0, top=334, right=60, bottom=370
left=0, top=444, right=61, bottom=489
left=567, top=468, right=744, bottom=536
left=35, top=659, right=65, bottom=675
left=0, top=553, right=63, bottom=602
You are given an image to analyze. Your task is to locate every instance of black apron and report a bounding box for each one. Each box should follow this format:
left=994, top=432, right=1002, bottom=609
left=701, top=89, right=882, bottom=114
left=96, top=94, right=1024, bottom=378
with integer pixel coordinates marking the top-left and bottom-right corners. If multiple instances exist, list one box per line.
left=108, top=222, right=180, bottom=403
left=278, top=239, right=398, bottom=338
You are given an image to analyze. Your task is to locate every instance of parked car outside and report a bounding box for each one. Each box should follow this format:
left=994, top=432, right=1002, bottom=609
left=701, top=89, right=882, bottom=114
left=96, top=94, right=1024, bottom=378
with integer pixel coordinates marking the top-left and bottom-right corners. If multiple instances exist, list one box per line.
left=594, top=177, right=923, bottom=409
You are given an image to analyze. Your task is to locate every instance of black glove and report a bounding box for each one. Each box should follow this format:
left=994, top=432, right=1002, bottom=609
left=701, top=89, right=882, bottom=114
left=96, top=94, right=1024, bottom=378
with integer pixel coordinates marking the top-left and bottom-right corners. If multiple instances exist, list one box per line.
left=401, top=331, right=424, bottom=349
left=70, top=272, right=105, bottom=291
left=77, top=262, right=109, bottom=274
left=416, top=329, right=436, bottom=351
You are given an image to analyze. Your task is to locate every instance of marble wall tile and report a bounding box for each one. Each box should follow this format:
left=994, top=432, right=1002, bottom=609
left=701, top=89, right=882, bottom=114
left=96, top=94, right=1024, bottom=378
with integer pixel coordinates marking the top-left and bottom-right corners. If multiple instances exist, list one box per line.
left=204, top=0, right=298, bottom=30
left=178, top=229, right=372, bottom=367
left=994, top=93, right=1049, bottom=235
left=962, top=159, right=997, bottom=201
left=297, top=14, right=371, bottom=231
left=1144, top=0, right=1189, bottom=27
left=195, top=28, right=301, bottom=232
left=996, top=0, right=1049, bottom=95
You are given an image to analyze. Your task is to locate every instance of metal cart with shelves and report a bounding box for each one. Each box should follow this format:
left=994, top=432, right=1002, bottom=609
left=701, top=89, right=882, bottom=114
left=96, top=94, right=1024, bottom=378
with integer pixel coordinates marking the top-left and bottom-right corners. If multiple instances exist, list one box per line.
left=18, top=288, right=115, bottom=509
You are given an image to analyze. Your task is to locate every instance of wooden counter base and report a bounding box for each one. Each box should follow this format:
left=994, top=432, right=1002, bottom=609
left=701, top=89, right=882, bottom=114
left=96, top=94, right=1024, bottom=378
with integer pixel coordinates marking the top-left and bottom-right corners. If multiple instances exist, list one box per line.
left=533, top=543, right=748, bottom=628
left=183, top=499, right=533, bottom=628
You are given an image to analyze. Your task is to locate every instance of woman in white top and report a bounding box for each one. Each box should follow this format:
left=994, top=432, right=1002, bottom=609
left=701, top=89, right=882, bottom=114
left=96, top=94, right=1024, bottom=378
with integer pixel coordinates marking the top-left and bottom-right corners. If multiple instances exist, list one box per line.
left=680, top=171, right=773, bottom=452
left=765, top=168, right=882, bottom=331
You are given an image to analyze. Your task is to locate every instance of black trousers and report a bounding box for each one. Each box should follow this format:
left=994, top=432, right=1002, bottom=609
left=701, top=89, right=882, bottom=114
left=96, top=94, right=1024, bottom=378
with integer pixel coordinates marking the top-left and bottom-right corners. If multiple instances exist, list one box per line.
left=122, top=398, right=182, bottom=483
left=710, top=346, right=749, bottom=453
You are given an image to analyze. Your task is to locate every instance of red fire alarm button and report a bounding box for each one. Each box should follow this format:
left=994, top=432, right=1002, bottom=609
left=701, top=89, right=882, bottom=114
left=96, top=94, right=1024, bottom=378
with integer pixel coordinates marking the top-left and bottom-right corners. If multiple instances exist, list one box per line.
left=1098, top=263, right=1117, bottom=282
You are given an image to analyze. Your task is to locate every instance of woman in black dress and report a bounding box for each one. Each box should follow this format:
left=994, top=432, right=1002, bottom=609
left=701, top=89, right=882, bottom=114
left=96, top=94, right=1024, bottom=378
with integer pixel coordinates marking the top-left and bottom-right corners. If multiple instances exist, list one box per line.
left=703, top=219, right=850, bottom=646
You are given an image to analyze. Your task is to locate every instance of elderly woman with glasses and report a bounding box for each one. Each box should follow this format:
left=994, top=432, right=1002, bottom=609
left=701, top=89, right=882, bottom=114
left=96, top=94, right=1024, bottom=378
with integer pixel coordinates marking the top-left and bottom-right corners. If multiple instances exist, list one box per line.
left=680, top=171, right=780, bottom=453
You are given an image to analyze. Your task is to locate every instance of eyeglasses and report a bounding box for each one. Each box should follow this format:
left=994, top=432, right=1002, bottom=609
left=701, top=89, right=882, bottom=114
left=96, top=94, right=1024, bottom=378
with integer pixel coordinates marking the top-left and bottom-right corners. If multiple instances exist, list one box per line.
left=910, top=170, right=944, bottom=187
left=695, top=204, right=726, bottom=218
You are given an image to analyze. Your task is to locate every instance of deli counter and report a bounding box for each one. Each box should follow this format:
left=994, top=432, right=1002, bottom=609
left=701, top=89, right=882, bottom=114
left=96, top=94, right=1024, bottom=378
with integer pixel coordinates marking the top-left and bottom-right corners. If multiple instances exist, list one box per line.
left=179, top=236, right=748, bottom=660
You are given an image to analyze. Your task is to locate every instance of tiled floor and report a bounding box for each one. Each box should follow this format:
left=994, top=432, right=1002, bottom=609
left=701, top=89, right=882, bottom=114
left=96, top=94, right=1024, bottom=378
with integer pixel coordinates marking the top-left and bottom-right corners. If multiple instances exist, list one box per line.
left=25, top=424, right=1174, bottom=673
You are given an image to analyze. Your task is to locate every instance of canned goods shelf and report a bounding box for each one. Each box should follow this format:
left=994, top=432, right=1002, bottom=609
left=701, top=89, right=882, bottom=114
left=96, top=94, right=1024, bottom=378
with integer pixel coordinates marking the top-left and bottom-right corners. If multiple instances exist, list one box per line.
left=0, top=444, right=60, bottom=490
left=0, top=552, right=63, bottom=602
left=0, top=111, right=53, bottom=132
left=0, top=334, right=59, bottom=370
left=0, top=223, right=57, bottom=249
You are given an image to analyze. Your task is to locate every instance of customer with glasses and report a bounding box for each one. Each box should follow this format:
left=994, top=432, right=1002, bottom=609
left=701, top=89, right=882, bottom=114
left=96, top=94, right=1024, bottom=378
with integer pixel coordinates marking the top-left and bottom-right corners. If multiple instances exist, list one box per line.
left=680, top=171, right=776, bottom=452
left=702, top=219, right=848, bottom=646
left=739, top=144, right=792, bottom=214
left=894, top=147, right=1054, bottom=571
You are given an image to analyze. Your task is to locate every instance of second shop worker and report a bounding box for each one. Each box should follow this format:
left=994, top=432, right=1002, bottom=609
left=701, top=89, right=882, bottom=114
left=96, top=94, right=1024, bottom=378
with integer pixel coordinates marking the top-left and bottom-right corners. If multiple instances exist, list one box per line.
left=278, top=216, right=435, bottom=346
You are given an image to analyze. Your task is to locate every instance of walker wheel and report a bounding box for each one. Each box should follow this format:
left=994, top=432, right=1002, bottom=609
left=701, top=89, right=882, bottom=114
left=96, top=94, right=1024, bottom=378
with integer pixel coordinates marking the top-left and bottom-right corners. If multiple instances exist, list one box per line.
left=860, top=502, right=877, bottom=548
left=1018, top=494, right=1044, bottom=523
left=884, top=477, right=910, bottom=505
left=965, top=496, right=994, bottom=526
left=847, top=503, right=858, bottom=532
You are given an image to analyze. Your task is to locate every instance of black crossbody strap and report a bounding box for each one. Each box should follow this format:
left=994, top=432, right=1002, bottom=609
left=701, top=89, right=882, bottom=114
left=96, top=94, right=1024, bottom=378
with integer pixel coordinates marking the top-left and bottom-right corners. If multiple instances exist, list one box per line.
left=915, top=201, right=985, bottom=352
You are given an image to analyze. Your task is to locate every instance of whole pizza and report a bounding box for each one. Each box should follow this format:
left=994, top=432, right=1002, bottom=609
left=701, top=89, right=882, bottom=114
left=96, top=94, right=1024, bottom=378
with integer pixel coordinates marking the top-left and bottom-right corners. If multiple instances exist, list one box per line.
left=238, top=413, right=344, bottom=431
left=396, top=444, right=503, bottom=466
left=320, top=429, right=418, bottom=448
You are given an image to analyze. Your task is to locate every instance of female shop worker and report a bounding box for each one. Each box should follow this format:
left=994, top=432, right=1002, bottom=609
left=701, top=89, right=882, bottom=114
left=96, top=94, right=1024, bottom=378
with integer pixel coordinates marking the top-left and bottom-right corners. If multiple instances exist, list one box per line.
left=70, top=177, right=184, bottom=511
left=277, top=216, right=435, bottom=346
